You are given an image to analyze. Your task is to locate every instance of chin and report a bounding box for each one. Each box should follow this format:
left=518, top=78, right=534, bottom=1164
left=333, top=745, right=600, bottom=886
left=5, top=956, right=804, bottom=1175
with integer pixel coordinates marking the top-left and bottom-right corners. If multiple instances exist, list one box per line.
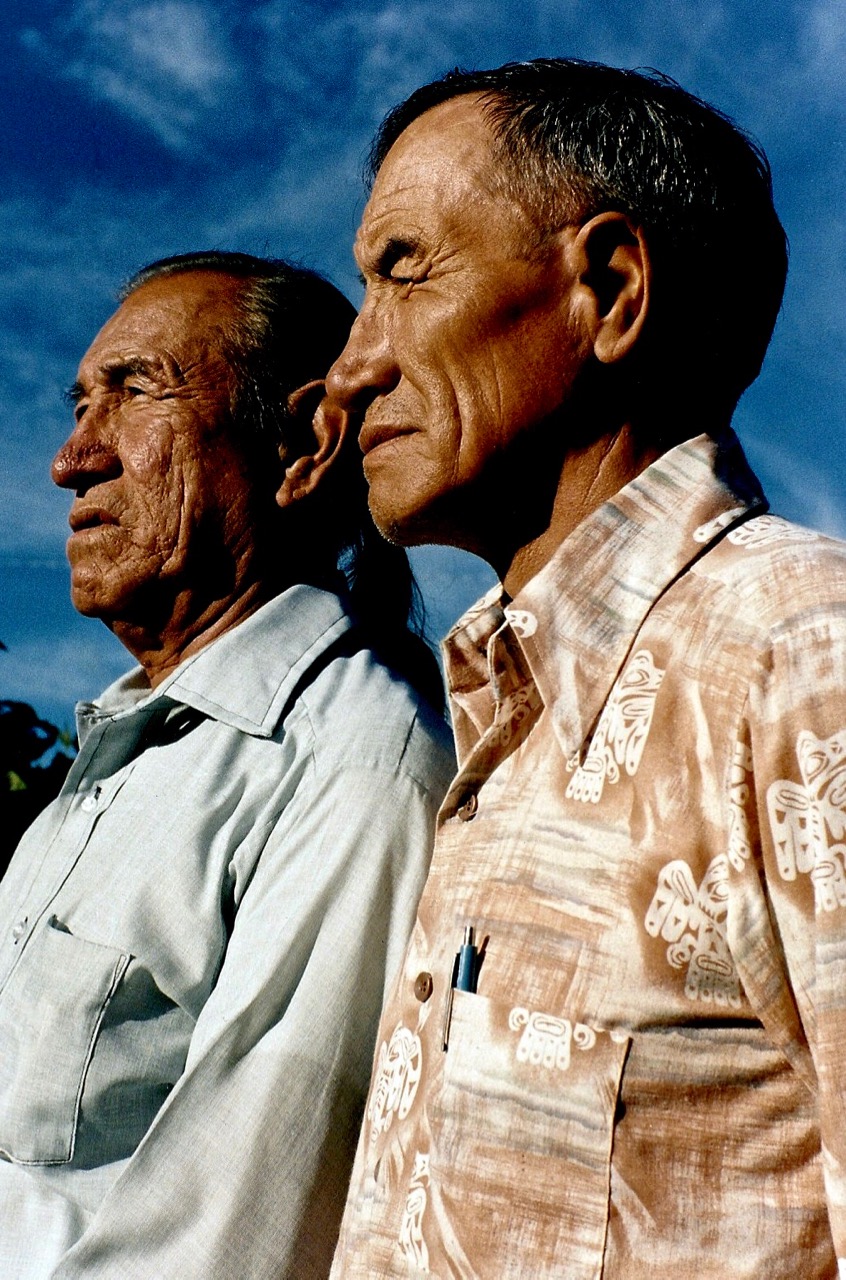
left=69, top=589, right=117, bottom=621
left=366, top=489, right=475, bottom=555
left=68, top=570, right=132, bottom=622
left=367, top=484, right=428, bottom=547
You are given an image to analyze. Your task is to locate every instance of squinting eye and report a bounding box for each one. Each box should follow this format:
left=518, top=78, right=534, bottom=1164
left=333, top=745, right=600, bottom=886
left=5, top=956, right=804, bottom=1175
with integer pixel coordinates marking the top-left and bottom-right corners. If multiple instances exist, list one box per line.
left=390, top=264, right=424, bottom=286
left=387, top=253, right=425, bottom=286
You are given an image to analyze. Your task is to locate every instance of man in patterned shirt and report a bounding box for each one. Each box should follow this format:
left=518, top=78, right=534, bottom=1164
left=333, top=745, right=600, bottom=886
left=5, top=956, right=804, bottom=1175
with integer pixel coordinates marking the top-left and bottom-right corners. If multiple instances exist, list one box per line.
left=323, top=58, right=846, bottom=1277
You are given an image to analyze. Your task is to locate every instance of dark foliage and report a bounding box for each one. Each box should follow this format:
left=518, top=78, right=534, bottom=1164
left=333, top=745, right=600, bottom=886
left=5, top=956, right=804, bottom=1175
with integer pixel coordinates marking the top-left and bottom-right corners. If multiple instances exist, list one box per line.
left=0, top=700, right=76, bottom=879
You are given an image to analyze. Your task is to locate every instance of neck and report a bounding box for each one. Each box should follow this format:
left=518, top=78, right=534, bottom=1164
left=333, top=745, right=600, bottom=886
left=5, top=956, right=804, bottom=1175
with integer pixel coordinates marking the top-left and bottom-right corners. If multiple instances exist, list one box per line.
left=496, top=422, right=664, bottom=598
left=487, top=375, right=734, bottom=595
left=111, top=576, right=279, bottom=688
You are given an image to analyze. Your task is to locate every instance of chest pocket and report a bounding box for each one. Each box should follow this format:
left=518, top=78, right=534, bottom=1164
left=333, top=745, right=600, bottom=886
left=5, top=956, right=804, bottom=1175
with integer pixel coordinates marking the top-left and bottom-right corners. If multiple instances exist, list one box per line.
left=0, top=916, right=129, bottom=1165
left=428, top=991, right=630, bottom=1278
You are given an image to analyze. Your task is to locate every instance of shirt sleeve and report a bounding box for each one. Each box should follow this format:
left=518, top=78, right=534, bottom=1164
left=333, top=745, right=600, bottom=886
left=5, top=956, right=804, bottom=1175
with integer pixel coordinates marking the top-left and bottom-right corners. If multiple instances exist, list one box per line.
left=747, top=604, right=846, bottom=1267
left=52, top=751, right=445, bottom=1280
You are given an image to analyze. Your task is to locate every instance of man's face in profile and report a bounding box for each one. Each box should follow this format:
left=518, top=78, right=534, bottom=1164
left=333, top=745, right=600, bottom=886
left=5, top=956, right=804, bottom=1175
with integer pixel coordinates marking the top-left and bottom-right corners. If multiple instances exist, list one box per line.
left=52, top=272, right=267, bottom=627
left=327, top=94, right=587, bottom=551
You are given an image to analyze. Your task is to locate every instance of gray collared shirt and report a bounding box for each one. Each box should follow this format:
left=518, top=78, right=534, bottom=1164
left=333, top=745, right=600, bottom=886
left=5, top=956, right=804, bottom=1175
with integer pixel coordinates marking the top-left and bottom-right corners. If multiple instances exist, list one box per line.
left=0, top=584, right=454, bottom=1278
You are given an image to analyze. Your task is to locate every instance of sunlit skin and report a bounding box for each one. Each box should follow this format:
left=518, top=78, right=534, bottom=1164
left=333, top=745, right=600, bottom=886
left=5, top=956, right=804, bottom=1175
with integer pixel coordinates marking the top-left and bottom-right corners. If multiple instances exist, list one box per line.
left=52, top=272, right=291, bottom=686
left=326, top=95, right=661, bottom=596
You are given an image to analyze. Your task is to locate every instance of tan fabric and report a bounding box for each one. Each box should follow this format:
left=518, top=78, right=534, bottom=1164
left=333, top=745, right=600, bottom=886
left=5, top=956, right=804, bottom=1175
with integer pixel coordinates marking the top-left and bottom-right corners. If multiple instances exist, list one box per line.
left=332, top=430, right=846, bottom=1279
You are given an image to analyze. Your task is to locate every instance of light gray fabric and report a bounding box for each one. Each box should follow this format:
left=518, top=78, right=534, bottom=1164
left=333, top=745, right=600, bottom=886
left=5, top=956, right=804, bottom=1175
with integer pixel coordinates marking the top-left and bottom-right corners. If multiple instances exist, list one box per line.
left=0, top=584, right=454, bottom=1279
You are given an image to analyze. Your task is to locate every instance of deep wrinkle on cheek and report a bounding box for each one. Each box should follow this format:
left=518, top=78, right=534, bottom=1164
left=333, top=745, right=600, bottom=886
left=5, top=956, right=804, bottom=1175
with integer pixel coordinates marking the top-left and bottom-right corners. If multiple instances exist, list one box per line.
left=122, top=415, right=174, bottom=478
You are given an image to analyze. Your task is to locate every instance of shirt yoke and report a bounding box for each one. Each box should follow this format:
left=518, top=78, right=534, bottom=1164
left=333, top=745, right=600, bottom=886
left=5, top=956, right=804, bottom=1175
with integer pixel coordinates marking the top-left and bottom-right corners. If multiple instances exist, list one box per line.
left=649, top=517, right=846, bottom=700
left=285, top=645, right=454, bottom=797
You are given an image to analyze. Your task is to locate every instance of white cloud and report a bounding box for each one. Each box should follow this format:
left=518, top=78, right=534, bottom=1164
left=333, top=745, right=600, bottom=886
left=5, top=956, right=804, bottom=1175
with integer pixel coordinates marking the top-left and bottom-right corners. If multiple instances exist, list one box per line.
left=797, top=0, right=846, bottom=101
left=253, top=0, right=511, bottom=113
left=21, top=0, right=239, bottom=153
left=742, top=430, right=846, bottom=539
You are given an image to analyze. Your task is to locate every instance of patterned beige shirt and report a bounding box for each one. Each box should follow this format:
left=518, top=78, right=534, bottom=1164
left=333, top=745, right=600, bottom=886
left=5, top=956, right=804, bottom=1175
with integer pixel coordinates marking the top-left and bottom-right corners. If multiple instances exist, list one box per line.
left=331, top=430, right=846, bottom=1279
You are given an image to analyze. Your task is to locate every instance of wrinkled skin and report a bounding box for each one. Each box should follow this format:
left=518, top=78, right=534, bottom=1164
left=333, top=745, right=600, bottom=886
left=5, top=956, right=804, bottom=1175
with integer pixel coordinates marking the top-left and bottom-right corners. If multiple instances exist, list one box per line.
left=326, top=95, right=657, bottom=594
left=52, top=273, right=285, bottom=684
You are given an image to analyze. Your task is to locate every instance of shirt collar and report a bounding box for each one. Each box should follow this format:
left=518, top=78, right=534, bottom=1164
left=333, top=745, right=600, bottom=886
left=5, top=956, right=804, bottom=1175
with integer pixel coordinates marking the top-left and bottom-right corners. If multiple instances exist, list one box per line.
left=77, top=584, right=354, bottom=743
left=443, top=429, right=767, bottom=763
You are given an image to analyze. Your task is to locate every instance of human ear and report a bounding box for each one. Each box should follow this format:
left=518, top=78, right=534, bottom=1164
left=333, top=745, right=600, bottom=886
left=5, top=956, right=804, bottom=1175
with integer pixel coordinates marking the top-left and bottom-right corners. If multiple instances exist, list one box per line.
left=275, top=379, right=351, bottom=509
left=572, top=211, right=651, bottom=364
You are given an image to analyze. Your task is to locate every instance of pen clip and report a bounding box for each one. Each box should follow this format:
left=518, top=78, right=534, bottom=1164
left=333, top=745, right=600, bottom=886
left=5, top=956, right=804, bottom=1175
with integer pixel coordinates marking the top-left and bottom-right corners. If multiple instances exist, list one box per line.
left=442, top=952, right=459, bottom=1051
left=443, top=925, right=480, bottom=1051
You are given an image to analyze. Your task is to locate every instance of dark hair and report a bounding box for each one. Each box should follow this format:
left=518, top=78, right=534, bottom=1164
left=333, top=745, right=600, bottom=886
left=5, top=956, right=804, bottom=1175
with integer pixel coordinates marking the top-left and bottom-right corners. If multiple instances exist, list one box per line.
left=123, top=251, right=445, bottom=712
left=368, top=59, right=788, bottom=410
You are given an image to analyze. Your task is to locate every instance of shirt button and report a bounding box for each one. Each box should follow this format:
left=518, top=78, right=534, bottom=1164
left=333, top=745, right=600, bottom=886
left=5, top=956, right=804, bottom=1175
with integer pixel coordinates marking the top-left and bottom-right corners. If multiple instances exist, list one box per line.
left=81, top=786, right=102, bottom=813
left=413, top=972, right=434, bottom=1002
left=457, top=792, right=478, bottom=821
left=11, top=917, right=28, bottom=942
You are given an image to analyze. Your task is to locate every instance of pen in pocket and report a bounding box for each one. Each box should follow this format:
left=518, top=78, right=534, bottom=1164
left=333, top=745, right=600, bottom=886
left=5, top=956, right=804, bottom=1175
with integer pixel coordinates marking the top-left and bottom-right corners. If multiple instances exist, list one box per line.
left=443, top=925, right=479, bottom=1050
left=456, top=925, right=478, bottom=993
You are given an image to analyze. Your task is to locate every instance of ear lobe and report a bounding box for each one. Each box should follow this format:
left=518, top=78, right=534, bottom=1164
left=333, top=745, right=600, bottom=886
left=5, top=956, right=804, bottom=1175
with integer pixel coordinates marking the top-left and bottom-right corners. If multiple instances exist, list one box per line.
left=575, top=211, right=651, bottom=365
left=275, top=380, right=351, bottom=510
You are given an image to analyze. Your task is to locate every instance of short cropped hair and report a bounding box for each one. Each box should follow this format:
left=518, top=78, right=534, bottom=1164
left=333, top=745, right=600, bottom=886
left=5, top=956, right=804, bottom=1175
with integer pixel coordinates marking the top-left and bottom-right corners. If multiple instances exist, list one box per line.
left=368, top=59, right=788, bottom=409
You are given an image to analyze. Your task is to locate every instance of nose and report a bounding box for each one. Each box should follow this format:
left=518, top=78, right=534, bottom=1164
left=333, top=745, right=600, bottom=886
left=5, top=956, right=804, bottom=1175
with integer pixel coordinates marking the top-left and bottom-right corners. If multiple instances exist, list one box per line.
left=325, top=302, right=399, bottom=415
left=51, top=404, right=121, bottom=493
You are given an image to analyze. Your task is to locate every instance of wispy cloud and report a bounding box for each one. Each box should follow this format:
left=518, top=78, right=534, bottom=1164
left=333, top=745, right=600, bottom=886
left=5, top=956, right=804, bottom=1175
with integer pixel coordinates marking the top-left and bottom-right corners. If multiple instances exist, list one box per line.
left=798, top=0, right=846, bottom=102
left=4, top=0, right=846, bottom=722
left=742, top=430, right=846, bottom=539
left=409, top=547, right=497, bottom=642
left=21, top=0, right=238, bottom=153
left=0, top=628, right=131, bottom=726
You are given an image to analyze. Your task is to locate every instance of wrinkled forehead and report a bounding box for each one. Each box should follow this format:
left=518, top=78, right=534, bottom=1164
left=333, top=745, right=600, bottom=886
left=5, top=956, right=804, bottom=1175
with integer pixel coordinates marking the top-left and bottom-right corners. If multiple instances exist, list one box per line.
left=376, top=93, right=497, bottom=178
left=78, top=272, right=242, bottom=376
left=356, top=95, right=514, bottom=262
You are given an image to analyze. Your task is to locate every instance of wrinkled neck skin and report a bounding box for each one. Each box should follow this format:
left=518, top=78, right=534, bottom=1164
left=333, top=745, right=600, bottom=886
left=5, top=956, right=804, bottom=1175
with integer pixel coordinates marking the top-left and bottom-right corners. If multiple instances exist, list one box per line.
left=481, top=385, right=726, bottom=599
left=110, top=576, right=273, bottom=690
left=109, top=532, right=341, bottom=690
left=498, top=419, right=662, bottom=598
left=106, top=545, right=285, bottom=688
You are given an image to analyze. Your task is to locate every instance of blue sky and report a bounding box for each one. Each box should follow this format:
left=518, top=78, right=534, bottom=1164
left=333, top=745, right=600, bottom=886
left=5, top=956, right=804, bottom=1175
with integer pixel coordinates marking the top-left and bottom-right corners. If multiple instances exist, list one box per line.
left=1, top=0, right=844, bottom=730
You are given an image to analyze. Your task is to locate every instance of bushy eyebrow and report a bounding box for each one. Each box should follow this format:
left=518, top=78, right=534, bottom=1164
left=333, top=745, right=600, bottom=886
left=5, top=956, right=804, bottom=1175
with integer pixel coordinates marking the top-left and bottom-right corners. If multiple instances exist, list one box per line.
left=360, top=235, right=423, bottom=280
left=64, top=356, right=177, bottom=404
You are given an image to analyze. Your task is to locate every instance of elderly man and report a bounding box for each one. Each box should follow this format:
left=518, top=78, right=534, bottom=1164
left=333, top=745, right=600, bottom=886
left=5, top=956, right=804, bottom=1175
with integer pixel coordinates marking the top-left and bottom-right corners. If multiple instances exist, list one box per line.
left=0, top=251, right=453, bottom=1278
left=326, top=59, right=846, bottom=1277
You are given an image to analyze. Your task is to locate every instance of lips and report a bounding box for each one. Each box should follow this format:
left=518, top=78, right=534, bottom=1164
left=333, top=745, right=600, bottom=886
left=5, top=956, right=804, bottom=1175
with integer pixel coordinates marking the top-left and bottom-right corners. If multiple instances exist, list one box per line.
left=358, top=422, right=416, bottom=456
left=68, top=506, right=118, bottom=533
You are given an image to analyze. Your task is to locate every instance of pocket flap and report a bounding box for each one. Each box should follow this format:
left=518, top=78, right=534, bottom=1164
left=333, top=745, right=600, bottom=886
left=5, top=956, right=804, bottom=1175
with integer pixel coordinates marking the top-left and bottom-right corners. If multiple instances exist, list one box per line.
left=0, top=917, right=130, bottom=1165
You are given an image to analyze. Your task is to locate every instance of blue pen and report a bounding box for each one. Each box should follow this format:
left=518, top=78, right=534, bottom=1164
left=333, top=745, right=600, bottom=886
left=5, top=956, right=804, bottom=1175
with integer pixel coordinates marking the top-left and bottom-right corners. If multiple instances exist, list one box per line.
left=456, top=925, right=478, bottom=993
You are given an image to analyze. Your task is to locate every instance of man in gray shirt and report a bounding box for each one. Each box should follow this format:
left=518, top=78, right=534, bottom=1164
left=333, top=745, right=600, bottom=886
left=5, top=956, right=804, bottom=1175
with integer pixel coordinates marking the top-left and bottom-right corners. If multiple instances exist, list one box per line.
left=0, top=252, right=453, bottom=1278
